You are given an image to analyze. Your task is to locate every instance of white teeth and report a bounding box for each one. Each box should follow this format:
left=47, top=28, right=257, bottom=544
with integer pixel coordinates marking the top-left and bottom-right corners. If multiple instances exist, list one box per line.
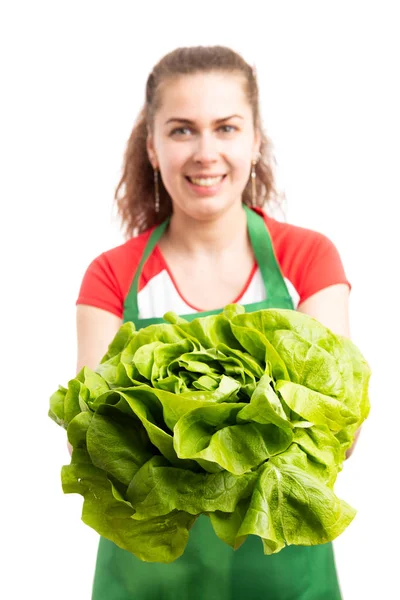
left=189, top=176, right=223, bottom=187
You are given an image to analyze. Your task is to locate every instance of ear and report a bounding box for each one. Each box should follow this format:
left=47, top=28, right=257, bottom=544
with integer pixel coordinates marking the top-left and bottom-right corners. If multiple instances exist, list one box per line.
left=146, top=132, right=158, bottom=169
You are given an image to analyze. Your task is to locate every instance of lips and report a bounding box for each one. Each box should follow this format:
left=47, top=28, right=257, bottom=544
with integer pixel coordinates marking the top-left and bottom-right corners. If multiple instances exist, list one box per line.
left=186, top=175, right=226, bottom=188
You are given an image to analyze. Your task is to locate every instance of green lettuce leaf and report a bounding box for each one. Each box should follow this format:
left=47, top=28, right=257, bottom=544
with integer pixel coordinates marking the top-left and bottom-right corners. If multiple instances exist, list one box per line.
left=127, top=455, right=257, bottom=519
left=217, top=456, right=355, bottom=554
left=86, top=405, right=153, bottom=486
left=62, top=448, right=196, bottom=563
left=174, top=402, right=293, bottom=475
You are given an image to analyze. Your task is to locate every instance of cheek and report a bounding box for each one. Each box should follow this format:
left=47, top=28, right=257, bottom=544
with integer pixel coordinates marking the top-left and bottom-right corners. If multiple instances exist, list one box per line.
left=224, top=137, right=253, bottom=173
left=158, top=143, right=189, bottom=179
left=228, top=150, right=252, bottom=179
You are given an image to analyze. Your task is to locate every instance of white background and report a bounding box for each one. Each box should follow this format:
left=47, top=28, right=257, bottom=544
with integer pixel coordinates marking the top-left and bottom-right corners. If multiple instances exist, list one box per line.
left=1, top=2, right=399, bottom=598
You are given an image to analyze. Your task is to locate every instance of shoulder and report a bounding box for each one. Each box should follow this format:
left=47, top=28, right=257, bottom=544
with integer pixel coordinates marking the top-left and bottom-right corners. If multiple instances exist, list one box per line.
left=97, top=229, right=153, bottom=268
left=259, top=209, right=350, bottom=304
left=262, top=210, right=334, bottom=257
left=76, top=229, right=154, bottom=318
left=84, top=229, right=153, bottom=294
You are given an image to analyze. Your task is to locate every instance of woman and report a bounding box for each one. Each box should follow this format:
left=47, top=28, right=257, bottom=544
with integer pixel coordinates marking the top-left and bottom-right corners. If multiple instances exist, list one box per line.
left=77, top=46, right=352, bottom=599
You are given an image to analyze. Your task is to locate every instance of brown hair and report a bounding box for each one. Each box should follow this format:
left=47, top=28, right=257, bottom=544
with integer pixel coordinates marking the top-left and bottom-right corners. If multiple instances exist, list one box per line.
left=116, top=46, right=280, bottom=237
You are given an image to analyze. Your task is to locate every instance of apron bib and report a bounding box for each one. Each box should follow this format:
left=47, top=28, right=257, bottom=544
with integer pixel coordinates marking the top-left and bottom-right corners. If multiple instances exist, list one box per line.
left=92, top=206, right=342, bottom=599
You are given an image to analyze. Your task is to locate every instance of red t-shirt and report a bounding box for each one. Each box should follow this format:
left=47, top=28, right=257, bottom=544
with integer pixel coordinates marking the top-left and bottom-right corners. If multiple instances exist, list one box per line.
left=77, top=211, right=350, bottom=319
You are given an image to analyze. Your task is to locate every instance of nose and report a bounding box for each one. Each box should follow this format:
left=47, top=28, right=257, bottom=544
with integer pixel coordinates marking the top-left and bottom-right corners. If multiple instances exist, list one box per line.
left=192, top=131, right=219, bottom=164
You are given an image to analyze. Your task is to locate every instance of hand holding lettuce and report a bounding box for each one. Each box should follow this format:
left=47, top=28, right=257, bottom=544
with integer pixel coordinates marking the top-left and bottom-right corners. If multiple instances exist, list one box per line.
left=49, top=305, right=370, bottom=562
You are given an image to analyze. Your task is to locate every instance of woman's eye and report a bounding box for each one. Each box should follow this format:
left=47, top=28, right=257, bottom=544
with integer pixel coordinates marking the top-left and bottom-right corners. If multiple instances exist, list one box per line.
left=171, top=127, right=192, bottom=137
left=218, top=125, right=237, bottom=134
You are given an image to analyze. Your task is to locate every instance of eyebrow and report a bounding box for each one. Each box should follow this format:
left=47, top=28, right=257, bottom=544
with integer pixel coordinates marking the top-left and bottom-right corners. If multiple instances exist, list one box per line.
left=165, top=114, right=244, bottom=125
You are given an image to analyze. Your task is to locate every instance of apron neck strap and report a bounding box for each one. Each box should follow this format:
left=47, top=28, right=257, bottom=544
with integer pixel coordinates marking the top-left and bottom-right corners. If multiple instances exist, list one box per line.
left=124, top=220, right=169, bottom=323
left=243, top=205, right=289, bottom=299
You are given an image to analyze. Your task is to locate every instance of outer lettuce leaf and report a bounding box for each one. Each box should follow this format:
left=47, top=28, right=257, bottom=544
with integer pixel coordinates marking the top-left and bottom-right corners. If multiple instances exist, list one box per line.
left=86, top=405, right=153, bottom=486
left=99, top=388, right=182, bottom=467
left=127, top=456, right=257, bottom=519
left=232, top=308, right=332, bottom=345
left=48, top=385, right=68, bottom=426
left=276, top=380, right=359, bottom=432
left=67, top=411, right=93, bottom=448
left=49, top=368, right=110, bottom=428
left=232, top=310, right=355, bottom=399
left=293, top=426, right=341, bottom=486
left=232, top=310, right=371, bottom=425
left=209, top=498, right=250, bottom=550
left=100, top=321, right=137, bottom=362
left=338, top=335, right=371, bottom=422
left=62, top=448, right=196, bottom=563
left=210, top=453, right=355, bottom=554
left=96, top=354, right=134, bottom=388
left=260, top=456, right=355, bottom=549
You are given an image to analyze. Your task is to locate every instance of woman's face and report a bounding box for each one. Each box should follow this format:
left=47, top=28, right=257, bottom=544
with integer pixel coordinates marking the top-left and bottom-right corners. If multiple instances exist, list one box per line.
left=147, top=72, right=260, bottom=221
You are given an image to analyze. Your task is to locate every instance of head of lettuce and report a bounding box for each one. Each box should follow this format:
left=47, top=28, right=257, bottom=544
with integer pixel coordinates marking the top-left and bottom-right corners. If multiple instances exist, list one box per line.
left=49, top=304, right=370, bottom=563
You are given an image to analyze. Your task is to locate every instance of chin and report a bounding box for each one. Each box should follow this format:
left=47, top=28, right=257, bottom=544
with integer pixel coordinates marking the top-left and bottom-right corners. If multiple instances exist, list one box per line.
left=180, top=196, right=239, bottom=221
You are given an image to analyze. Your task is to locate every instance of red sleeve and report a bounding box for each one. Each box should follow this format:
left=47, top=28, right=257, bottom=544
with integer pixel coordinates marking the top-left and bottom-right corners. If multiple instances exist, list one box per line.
left=76, top=252, right=126, bottom=318
left=293, top=231, right=351, bottom=302
left=263, top=212, right=351, bottom=304
left=76, top=231, right=151, bottom=318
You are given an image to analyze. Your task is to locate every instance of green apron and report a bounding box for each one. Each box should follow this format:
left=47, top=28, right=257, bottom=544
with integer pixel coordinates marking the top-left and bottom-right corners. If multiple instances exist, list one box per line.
left=92, top=206, right=342, bottom=599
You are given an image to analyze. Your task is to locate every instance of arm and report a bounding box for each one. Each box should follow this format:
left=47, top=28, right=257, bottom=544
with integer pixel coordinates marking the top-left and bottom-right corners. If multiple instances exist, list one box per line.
left=67, top=305, right=123, bottom=455
left=297, top=283, right=351, bottom=337
left=297, top=283, right=359, bottom=458
left=76, top=304, right=123, bottom=372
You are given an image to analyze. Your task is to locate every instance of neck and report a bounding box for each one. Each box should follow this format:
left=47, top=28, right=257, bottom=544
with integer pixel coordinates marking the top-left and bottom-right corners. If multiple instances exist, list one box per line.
left=165, top=203, right=249, bottom=256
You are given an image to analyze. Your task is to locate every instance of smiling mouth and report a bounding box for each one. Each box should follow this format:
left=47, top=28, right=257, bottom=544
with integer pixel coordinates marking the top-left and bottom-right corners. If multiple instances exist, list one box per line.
left=186, top=175, right=226, bottom=187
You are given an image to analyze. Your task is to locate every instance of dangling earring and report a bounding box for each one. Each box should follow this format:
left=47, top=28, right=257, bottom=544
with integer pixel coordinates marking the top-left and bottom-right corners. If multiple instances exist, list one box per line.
left=251, top=160, right=257, bottom=207
left=154, top=168, right=160, bottom=213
